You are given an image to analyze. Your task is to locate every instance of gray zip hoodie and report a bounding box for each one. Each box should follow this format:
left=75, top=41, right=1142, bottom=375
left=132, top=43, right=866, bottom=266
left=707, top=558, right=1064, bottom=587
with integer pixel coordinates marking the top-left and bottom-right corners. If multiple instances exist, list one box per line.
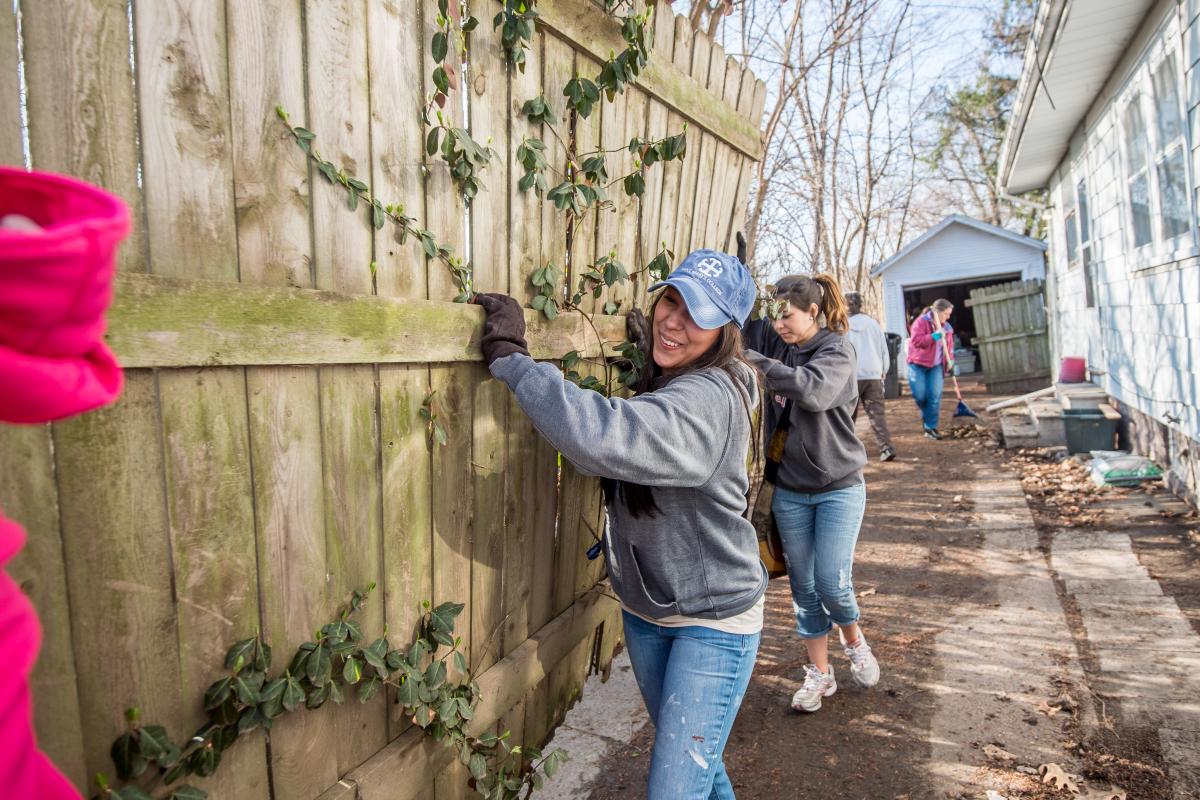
left=746, top=328, right=867, bottom=493
left=490, top=353, right=767, bottom=621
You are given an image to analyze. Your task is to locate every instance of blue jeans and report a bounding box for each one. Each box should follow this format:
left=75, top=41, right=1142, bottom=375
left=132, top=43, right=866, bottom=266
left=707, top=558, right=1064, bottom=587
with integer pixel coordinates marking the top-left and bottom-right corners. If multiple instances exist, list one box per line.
left=907, top=362, right=944, bottom=430
left=772, top=483, right=867, bottom=638
left=622, top=611, right=760, bottom=800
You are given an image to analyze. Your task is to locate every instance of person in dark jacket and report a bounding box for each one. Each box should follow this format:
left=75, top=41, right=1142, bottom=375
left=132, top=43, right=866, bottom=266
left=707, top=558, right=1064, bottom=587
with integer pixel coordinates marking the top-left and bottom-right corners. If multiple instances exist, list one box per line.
left=906, top=298, right=955, bottom=439
left=744, top=274, right=879, bottom=713
left=475, top=249, right=763, bottom=800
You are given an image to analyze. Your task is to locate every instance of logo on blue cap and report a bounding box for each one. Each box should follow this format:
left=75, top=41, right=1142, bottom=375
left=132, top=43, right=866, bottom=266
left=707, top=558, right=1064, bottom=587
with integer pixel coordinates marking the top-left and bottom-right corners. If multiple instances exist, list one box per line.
left=648, top=249, right=757, bottom=329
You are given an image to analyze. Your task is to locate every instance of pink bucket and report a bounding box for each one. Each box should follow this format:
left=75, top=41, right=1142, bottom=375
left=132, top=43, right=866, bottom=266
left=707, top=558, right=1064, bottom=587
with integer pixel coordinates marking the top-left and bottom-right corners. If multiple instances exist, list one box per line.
left=1060, top=356, right=1087, bottom=383
left=0, top=167, right=130, bottom=423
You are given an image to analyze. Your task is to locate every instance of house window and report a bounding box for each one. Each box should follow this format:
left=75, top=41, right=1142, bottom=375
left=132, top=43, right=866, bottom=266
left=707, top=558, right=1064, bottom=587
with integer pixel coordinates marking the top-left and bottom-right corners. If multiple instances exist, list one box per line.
left=1121, top=96, right=1154, bottom=248
left=1117, top=42, right=1194, bottom=263
left=1078, top=178, right=1098, bottom=308
left=1063, top=179, right=1079, bottom=264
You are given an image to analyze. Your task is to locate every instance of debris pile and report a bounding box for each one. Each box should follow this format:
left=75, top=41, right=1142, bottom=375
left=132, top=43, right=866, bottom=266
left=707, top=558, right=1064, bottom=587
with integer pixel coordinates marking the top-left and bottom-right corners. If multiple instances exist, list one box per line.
left=1010, top=452, right=1108, bottom=528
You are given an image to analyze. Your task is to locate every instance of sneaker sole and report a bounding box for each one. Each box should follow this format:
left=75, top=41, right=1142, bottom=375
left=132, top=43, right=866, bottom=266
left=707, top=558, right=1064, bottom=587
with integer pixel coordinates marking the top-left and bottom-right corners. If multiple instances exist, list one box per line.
left=792, top=683, right=837, bottom=712
left=850, top=669, right=880, bottom=689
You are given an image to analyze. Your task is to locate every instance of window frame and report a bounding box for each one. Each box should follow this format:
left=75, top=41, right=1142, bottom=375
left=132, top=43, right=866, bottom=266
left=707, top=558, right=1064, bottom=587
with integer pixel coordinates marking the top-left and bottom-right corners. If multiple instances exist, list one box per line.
left=1114, top=28, right=1197, bottom=271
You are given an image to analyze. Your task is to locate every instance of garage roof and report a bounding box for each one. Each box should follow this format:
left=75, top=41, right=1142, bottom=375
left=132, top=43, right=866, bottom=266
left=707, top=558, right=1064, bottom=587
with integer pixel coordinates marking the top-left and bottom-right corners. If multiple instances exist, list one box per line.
left=869, top=215, right=1047, bottom=279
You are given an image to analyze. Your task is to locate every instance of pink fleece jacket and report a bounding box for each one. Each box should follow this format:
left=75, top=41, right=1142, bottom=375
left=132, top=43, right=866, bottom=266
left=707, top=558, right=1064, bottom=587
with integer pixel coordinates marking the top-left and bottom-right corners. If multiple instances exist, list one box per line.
left=0, top=166, right=129, bottom=798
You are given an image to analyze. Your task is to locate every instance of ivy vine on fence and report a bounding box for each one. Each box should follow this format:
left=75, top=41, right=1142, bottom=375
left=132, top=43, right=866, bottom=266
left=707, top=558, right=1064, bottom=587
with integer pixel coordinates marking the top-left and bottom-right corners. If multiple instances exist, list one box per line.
left=95, top=588, right=566, bottom=800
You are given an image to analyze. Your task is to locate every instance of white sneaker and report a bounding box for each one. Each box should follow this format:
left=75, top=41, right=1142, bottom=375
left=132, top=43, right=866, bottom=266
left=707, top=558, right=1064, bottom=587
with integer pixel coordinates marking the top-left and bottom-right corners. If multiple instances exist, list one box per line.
left=791, top=664, right=837, bottom=712
left=841, top=630, right=880, bottom=688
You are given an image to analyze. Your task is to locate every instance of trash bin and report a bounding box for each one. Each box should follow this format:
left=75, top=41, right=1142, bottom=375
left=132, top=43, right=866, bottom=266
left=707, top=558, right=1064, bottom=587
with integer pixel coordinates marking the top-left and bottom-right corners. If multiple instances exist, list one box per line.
left=1063, top=409, right=1118, bottom=454
left=884, top=333, right=902, bottom=399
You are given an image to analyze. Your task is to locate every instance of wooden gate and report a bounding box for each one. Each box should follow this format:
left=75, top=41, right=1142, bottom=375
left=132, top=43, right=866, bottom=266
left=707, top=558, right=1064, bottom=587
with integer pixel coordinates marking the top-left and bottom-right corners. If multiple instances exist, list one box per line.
left=0, top=1, right=764, bottom=798
left=965, top=279, right=1052, bottom=394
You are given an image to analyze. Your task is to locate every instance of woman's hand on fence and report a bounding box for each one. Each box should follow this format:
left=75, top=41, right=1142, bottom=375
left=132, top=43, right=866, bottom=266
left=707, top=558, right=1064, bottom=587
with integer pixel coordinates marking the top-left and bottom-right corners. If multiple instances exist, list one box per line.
left=473, top=292, right=530, bottom=366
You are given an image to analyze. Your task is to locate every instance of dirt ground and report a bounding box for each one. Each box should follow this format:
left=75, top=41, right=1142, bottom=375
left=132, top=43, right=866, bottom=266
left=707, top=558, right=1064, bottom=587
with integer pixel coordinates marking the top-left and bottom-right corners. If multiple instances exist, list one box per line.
left=582, top=378, right=1200, bottom=800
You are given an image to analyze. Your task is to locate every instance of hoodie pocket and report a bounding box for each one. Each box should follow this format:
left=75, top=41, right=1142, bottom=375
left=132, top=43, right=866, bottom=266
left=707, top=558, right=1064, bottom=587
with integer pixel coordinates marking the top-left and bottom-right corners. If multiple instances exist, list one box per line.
left=628, top=545, right=682, bottom=613
left=787, top=437, right=832, bottom=485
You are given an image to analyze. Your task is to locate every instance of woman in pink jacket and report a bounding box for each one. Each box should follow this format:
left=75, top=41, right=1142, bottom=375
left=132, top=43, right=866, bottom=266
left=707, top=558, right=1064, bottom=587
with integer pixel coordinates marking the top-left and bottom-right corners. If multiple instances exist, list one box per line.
left=906, top=299, right=954, bottom=439
left=1, top=166, right=129, bottom=799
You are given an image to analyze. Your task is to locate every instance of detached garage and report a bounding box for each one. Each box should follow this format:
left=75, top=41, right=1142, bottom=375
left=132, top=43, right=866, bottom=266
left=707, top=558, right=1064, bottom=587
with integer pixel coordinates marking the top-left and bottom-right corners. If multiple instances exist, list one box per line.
left=870, top=215, right=1047, bottom=370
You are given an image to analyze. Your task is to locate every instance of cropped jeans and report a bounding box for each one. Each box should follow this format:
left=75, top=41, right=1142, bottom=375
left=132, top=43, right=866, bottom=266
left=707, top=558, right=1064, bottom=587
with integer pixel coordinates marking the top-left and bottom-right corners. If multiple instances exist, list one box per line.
left=907, top=362, right=944, bottom=431
left=771, top=483, right=867, bottom=638
left=621, top=611, right=760, bottom=800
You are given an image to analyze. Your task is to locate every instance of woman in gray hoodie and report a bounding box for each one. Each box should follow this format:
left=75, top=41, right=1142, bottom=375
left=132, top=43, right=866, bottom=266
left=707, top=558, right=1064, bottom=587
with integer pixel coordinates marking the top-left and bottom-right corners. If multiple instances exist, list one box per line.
left=744, top=274, right=879, bottom=714
left=474, top=250, right=763, bottom=800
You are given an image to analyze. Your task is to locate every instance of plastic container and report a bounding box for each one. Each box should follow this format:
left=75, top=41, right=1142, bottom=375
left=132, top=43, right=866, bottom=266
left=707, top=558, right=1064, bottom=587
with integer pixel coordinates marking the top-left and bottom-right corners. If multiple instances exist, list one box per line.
left=1060, top=356, right=1087, bottom=383
left=1062, top=409, right=1117, bottom=454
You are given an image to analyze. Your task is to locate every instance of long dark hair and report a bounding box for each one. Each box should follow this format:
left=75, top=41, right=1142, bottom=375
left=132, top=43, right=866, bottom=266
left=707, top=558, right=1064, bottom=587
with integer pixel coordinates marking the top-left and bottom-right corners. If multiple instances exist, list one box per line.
left=773, top=273, right=850, bottom=334
left=603, top=292, right=762, bottom=518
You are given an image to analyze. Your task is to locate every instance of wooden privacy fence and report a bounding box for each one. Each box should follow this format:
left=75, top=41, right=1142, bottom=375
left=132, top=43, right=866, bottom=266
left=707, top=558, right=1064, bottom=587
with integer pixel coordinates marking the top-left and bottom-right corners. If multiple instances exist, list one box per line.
left=965, top=279, right=1052, bottom=395
left=0, top=1, right=764, bottom=799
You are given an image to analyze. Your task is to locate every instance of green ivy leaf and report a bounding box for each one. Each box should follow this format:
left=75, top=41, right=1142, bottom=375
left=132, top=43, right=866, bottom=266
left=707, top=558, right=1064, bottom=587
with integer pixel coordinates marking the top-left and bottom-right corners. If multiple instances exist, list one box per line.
left=395, top=675, right=419, bottom=707
left=425, top=659, right=447, bottom=688
left=305, top=682, right=331, bottom=710
left=432, top=31, right=448, bottom=62
left=137, top=725, right=171, bottom=761
left=112, top=787, right=155, bottom=800
left=282, top=675, right=306, bottom=713
left=307, top=643, right=332, bottom=687
left=343, top=655, right=363, bottom=685
left=203, top=676, right=232, bottom=711
left=233, top=673, right=261, bottom=706
left=166, top=786, right=208, bottom=800
left=110, top=732, right=147, bottom=780
left=224, top=638, right=256, bottom=672
left=469, top=752, right=488, bottom=781
left=259, top=677, right=287, bottom=718
left=359, top=675, right=382, bottom=704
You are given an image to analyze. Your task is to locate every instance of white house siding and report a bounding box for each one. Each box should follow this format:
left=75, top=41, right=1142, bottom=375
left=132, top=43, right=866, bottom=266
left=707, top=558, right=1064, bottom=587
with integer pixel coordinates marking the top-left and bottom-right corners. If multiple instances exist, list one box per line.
left=876, top=222, right=1045, bottom=336
left=1045, top=0, right=1200, bottom=502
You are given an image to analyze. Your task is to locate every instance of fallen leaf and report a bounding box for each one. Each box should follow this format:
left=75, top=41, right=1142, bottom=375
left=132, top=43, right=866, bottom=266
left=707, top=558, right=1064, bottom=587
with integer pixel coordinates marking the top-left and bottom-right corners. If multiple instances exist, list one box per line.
left=1036, top=698, right=1062, bottom=717
left=1039, top=763, right=1080, bottom=793
left=983, top=744, right=1017, bottom=762
left=857, top=587, right=877, bottom=598
left=1080, top=791, right=1125, bottom=800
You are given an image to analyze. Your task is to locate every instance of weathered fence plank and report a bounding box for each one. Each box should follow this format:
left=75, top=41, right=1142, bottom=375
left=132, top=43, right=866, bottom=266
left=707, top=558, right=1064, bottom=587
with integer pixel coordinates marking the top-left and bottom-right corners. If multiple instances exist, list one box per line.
left=159, top=368, right=269, bottom=800
left=368, top=0, right=428, bottom=300
left=0, top=426, right=87, bottom=786
left=508, top=31, right=545, bottom=302
left=429, top=362, right=475, bottom=798
left=423, top=0, right=467, bottom=303
left=227, top=0, right=311, bottom=288
left=321, top=365, right=390, bottom=772
left=135, top=0, right=237, bottom=279
left=248, top=367, right=337, bottom=800
left=21, top=0, right=145, bottom=272
left=54, top=376, right=184, bottom=787
left=1, top=5, right=22, bottom=166
left=378, top=363, right=435, bottom=740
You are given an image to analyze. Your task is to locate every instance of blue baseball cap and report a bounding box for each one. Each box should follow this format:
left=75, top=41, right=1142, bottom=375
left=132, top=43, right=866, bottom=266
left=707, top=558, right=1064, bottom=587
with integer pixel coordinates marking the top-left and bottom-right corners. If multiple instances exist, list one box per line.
left=648, top=249, right=757, bottom=329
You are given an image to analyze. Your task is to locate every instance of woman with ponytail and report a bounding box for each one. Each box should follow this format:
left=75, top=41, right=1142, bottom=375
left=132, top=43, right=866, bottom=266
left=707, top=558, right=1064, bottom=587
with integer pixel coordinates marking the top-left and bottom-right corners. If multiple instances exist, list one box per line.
left=906, top=298, right=955, bottom=439
left=744, top=274, right=880, bottom=714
